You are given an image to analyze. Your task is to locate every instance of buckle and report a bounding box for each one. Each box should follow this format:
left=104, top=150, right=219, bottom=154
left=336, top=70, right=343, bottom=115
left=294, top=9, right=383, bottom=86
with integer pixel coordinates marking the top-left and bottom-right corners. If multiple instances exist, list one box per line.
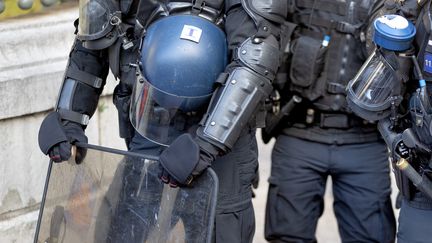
left=335, top=21, right=361, bottom=36
left=93, top=77, right=103, bottom=89
left=327, top=82, right=346, bottom=94
left=192, top=0, right=205, bottom=12
left=185, top=175, right=194, bottom=185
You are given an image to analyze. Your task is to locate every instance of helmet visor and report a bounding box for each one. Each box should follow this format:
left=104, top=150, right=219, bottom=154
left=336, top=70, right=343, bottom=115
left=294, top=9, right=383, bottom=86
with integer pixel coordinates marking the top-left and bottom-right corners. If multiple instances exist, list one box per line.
left=347, top=50, right=398, bottom=112
left=130, top=70, right=212, bottom=146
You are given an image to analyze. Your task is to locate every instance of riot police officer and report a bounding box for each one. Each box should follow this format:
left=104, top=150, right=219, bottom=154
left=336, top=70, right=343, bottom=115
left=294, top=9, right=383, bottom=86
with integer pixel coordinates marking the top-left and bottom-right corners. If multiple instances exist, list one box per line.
left=262, top=0, right=397, bottom=242
left=347, top=0, right=432, bottom=242
left=37, top=0, right=288, bottom=241
left=396, top=2, right=432, bottom=240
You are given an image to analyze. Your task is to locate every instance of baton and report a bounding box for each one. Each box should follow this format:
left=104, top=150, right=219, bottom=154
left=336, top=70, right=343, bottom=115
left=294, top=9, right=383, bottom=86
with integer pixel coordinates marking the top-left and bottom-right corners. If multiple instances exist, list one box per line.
left=396, top=158, right=432, bottom=200
left=263, top=95, right=302, bottom=143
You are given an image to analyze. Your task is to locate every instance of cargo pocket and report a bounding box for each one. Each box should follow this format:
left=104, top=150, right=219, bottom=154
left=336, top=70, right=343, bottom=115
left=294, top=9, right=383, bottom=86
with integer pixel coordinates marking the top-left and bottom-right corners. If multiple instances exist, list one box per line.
left=214, top=204, right=255, bottom=243
left=289, top=36, right=327, bottom=100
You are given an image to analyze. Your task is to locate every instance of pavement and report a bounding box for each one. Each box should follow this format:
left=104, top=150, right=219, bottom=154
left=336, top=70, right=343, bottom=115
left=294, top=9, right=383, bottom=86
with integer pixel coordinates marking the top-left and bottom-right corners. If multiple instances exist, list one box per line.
left=251, top=130, right=399, bottom=243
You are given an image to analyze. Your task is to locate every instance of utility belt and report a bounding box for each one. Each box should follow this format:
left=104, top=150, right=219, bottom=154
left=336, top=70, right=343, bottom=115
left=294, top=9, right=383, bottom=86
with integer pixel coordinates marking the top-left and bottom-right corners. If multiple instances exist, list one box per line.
left=279, top=104, right=381, bottom=144
left=290, top=108, right=372, bottom=130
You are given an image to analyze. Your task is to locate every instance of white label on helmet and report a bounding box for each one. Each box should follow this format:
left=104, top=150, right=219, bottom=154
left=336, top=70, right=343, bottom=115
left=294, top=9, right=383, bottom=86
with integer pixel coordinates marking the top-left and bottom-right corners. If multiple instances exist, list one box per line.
left=180, top=25, right=202, bottom=43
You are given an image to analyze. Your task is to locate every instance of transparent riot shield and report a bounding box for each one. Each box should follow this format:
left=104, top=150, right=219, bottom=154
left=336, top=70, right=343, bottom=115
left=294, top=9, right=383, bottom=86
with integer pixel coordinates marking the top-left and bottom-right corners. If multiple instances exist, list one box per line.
left=34, top=143, right=218, bottom=243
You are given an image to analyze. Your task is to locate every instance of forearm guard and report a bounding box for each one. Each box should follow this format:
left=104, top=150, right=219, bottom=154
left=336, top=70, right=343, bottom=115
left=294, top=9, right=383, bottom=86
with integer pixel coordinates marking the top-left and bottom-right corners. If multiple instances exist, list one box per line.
left=56, top=38, right=109, bottom=126
left=201, top=67, right=273, bottom=150
left=198, top=2, right=286, bottom=151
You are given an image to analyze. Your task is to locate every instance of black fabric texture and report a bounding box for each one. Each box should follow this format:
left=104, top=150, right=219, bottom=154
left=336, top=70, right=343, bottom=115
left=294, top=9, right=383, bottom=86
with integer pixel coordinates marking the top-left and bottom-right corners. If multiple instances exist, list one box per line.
left=113, top=82, right=134, bottom=140
left=290, top=36, right=326, bottom=89
left=68, top=40, right=109, bottom=118
left=159, top=134, right=202, bottom=184
left=158, top=165, right=179, bottom=187
left=265, top=135, right=396, bottom=242
left=38, top=112, right=88, bottom=163
left=397, top=199, right=432, bottom=242
left=49, top=142, right=72, bottom=163
left=214, top=203, right=255, bottom=243
left=38, top=112, right=68, bottom=155
left=63, top=121, right=88, bottom=144
left=52, top=121, right=87, bottom=163
left=224, top=7, right=257, bottom=63
left=276, top=0, right=384, bottom=119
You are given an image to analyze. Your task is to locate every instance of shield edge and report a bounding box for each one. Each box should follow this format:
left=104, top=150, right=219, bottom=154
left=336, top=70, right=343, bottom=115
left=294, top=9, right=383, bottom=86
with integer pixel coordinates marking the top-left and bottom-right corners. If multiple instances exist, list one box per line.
left=33, top=142, right=219, bottom=243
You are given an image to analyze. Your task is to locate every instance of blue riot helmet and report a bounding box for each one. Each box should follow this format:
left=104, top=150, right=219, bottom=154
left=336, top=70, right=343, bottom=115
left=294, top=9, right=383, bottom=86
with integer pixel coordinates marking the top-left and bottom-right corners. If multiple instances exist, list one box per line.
left=347, top=15, right=416, bottom=121
left=130, top=15, right=228, bottom=146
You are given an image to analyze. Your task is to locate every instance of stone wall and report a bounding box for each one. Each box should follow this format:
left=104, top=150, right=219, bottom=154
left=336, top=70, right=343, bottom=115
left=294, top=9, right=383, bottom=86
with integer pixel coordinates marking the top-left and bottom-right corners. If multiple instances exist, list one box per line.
left=0, top=7, right=125, bottom=242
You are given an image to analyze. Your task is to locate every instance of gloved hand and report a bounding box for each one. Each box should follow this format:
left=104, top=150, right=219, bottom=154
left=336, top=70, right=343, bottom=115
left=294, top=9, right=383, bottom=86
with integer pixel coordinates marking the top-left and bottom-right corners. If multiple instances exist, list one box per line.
left=38, top=111, right=88, bottom=163
left=159, top=133, right=218, bottom=187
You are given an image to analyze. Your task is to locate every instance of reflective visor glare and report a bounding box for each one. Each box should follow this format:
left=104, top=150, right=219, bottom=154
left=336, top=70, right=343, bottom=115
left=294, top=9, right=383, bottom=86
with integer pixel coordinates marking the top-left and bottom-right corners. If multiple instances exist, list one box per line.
left=351, top=57, right=394, bottom=107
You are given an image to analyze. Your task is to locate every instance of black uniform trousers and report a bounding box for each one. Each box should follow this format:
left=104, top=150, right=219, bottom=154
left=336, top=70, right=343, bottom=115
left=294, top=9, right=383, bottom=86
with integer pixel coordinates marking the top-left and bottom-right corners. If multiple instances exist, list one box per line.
left=265, top=135, right=396, bottom=243
left=397, top=198, right=432, bottom=243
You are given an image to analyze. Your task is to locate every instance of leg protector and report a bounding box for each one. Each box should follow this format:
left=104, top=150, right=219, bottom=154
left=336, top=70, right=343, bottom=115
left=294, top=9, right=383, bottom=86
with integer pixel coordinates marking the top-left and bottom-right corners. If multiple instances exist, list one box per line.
left=201, top=67, right=272, bottom=149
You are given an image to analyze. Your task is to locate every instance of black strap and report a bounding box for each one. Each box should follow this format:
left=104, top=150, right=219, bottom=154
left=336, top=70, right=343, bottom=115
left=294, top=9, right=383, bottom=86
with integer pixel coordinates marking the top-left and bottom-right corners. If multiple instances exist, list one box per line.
left=297, top=15, right=362, bottom=36
left=225, top=0, right=241, bottom=12
left=292, top=108, right=369, bottom=129
left=192, top=0, right=206, bottom=14
left=215, top=72, right=229, bottom=85
left=327, top=82, right=346, bottom=94
left=334, top=21, right=363, bottom=36
left=66, top=68, right=103, bottom=88
left=297, top=28, right=323, bottom=40
left=296, top=0, right=347, bottom=16
left=58, top=109, right=90, bottom=126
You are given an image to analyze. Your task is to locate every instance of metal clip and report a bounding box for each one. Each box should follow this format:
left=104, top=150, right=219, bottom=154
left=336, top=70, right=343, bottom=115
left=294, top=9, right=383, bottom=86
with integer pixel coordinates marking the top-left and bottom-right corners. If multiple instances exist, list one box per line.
left=110, top=14, right=134, bottom=50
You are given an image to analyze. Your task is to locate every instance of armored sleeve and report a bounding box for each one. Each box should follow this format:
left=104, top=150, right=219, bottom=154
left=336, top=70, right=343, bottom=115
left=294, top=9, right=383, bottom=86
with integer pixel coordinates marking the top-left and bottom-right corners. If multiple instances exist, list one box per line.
left=197, top=0, right=287, bottom=152
left=56, top=24, right=110, bottom=127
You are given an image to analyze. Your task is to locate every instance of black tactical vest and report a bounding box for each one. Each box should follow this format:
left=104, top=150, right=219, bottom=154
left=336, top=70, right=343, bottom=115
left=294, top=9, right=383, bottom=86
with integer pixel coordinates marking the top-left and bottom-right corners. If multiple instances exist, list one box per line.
left=415, top=0, right=432, bottom=82
left=134, top=0, right=224, bottom=30
left=411, top=0, right=432, bottom=146
left=285, top=0, right=374, bottom=112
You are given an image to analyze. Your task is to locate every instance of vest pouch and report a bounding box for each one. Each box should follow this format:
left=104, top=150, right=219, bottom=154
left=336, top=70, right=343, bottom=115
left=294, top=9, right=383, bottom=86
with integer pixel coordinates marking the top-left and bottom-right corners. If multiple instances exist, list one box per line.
left=289, top=36, right=327, bottom=89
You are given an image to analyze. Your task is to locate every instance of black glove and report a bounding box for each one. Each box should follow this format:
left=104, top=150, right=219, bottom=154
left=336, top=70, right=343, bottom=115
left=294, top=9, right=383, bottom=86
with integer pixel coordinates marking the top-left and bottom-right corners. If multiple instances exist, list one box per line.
left=38, top=111, right=88, bottom=163
left=159, top=133, right=218, bottom=187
